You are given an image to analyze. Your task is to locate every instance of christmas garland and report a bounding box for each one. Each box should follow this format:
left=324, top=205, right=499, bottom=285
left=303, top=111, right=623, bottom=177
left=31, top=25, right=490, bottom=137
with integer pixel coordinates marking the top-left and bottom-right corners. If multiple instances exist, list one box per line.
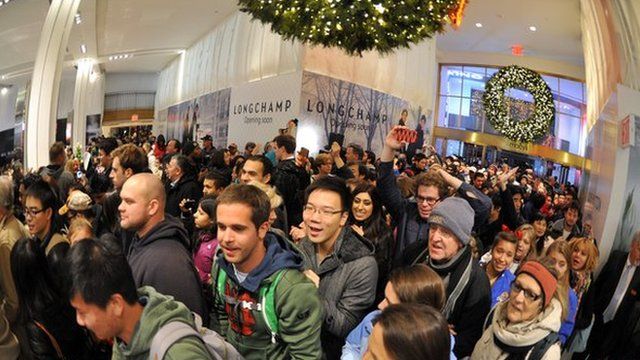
left=483, top=65, right=555, bottom=143
left=237, top=0, right=463, bottom=56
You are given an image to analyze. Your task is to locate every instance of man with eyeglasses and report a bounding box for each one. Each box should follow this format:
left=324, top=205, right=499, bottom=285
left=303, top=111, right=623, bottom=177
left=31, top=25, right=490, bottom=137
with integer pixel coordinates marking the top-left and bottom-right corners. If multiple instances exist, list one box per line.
left=407, top=197, right=491, bottom=358
left=297, top=176, right=378, bottom=359
left=377, top=126, right=491, bottom=267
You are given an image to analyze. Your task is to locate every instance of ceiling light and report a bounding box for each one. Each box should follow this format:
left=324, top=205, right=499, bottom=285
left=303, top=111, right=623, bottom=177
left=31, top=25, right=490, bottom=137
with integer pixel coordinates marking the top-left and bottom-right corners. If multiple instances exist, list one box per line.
left=1, top=88, right=8, bottom=96
left=529, top=26, right=537, bottom=32
left=74, top=12, right=82, bottom=24
left=80, top=44, right=87, bottom=54
left=475, top=23, right=483, bottom=28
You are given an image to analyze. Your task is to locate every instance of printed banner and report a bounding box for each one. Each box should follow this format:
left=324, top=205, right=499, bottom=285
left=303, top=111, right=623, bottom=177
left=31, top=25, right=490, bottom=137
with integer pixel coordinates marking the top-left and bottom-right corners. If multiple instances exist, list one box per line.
left=228, top=72, right=302, bottom=148
left=613, top=115, right=640, bottom=251
left=299, top=71, right=431, bottom=156
left=195, top=88, right=231, bottom=149
left=161, top=88, right=231, bottom=148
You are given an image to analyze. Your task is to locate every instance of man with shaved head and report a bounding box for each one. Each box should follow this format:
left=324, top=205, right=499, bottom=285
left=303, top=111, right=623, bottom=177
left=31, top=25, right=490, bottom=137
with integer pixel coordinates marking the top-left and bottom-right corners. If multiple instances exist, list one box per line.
left=119, top=173, right=207, bottom=319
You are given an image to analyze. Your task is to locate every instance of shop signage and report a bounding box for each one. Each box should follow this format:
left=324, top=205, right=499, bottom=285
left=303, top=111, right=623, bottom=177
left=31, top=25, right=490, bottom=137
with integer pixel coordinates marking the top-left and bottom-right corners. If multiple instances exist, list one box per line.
left=620, top=114, right=636, bottom=148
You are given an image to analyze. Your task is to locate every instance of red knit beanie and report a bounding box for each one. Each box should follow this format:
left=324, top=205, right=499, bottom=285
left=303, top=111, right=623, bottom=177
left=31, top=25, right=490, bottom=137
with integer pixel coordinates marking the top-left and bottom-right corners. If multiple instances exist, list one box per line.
left=516, top=261, right=558, bottom=308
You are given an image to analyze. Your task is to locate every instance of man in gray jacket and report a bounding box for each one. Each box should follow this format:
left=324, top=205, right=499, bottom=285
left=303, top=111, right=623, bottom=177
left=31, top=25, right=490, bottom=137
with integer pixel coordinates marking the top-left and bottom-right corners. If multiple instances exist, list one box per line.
left=297, top=177, right=378, bottom=360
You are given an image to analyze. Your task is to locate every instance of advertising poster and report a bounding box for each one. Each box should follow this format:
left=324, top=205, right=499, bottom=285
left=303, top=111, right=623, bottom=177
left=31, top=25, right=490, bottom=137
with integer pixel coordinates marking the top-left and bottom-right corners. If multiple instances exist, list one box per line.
left=154, top=109, right=168, bottom=138
left=158, top=88, right=231, bottom=148
left=299, top=71, right=426, bottom=155
left=228, top=72, right=302, bottom=148
left=166, top=104, right=180, bottom=141
left=196, top=88, right=231, bottom=149
left=613, top=115, right=640, bottom=251
left=86, top=114, right=101, bottom=145
left=0, top=129, right=14, bottom=158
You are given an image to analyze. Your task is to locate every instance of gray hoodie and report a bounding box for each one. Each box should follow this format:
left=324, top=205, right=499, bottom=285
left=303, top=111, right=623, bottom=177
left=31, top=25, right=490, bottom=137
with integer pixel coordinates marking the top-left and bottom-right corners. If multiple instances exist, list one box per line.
left=127, top=215, right=206, bottom=320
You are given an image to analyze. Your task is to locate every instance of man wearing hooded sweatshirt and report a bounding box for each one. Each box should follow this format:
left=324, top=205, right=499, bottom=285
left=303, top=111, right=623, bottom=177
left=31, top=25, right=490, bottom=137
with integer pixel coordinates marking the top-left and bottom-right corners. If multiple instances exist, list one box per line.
left=211, top=184, right=322, bottom=359
left=119, top=173, right=207, bottom=321
left=297, top=177, right=378, bottom=360
left=44, top=142, right=75, bottom=201
left=404, top=197, right=491, bottom=358
left=67, top=239, right=212, bottom=360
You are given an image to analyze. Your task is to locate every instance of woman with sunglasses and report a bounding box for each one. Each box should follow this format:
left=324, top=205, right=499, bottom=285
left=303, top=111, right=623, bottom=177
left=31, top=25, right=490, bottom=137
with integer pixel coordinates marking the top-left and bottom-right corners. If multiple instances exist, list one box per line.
left=471, top=260, right=564, bottom=359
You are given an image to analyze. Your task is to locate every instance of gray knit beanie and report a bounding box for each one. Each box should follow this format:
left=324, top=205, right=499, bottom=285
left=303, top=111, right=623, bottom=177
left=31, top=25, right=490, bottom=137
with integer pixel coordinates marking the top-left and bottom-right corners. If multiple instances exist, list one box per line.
left=428, top=197, right=474, bottom=245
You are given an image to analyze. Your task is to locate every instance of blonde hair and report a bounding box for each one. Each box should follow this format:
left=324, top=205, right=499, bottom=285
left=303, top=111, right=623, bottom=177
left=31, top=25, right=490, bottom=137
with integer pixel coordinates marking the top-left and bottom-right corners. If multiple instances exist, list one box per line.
left=68, top=217, right=93, bottom=245
left=569, top=237, right=599, bottom=272
left=247, top=180, right=282, bottom=209
left=516, top=223, right=537, bottom=259
left=544, top=240, right=573, bottom=321
left=534, top=257, right=569, bottom=320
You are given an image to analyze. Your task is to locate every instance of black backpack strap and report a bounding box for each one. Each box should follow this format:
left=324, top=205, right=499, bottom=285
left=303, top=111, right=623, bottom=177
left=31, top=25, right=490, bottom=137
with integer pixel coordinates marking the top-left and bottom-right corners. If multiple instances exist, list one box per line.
left=483, top=306, right=496, bottom=331
left=528, top=332, right=559, bottom=360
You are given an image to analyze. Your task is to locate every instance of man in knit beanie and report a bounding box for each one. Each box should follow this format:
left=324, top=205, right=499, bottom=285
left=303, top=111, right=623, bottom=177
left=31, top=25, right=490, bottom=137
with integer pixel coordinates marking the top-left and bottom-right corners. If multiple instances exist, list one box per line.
left=408, top=197, right=491, bottom=358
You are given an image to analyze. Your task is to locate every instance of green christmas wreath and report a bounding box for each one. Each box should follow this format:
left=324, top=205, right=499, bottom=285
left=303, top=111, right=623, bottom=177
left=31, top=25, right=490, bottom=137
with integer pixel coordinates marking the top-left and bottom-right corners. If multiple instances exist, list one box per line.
left=483, top=65, right=555, bottom=143
left=237, top=0, right=462, bottom=56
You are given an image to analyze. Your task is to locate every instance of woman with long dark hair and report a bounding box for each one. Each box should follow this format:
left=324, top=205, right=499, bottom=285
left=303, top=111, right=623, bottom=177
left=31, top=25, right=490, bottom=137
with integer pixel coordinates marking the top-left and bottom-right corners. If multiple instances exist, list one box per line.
left=153, top=134, right=166, bottom=160
left=207, top=148, right=232, bottom=182
left=24, top=180, right=69, bottom=290
left=349, top=183, right=393, bottom=304
left=11, top=237, right=94, bottom=359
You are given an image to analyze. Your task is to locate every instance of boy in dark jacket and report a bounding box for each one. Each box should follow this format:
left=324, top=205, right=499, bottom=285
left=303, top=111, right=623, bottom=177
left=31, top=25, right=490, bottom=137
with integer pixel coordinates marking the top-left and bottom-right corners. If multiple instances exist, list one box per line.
left=211, top=184, right=323, bottom=360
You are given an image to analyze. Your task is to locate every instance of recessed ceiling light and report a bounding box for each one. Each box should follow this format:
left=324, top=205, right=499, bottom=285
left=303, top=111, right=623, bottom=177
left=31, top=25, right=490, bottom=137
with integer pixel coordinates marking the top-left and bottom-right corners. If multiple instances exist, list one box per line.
left=529, top=26, right=537, bottom=32
left=475, top=23, right=483, bottom=28
left=80, top=44, right=87, bottom=54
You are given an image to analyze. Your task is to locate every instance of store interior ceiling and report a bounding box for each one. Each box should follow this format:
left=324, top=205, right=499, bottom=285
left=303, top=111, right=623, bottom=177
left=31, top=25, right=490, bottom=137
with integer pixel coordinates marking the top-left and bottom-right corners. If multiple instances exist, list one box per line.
left=0, top=0, right=583, bottom=83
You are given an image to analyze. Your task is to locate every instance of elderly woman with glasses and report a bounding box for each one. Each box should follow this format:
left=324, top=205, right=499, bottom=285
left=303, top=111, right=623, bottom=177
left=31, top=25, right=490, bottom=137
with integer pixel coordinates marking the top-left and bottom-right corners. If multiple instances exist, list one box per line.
left=471, top=260, right=564, bottom=359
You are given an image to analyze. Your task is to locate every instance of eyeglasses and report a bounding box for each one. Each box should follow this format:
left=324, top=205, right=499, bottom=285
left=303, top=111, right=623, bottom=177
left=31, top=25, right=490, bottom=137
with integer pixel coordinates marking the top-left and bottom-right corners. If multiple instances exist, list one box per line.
left=303, top=204, right=343, bottom=217
left=510, top=281, right=542, bottom=302
left=415, top=195, right=440, bottom=206
left=24, top=208, right=46, bottom=218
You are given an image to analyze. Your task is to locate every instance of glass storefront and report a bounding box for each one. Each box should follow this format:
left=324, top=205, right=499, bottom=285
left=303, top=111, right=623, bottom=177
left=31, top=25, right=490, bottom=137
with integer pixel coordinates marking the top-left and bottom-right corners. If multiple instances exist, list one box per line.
left=435, top=64, right=587, bottom=185
left=437, top=65, right=587, bottom=156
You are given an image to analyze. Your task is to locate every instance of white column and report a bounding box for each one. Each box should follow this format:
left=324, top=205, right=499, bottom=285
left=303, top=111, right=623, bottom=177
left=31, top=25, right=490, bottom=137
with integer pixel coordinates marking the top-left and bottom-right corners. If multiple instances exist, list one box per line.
left=25, top=0, right=81, bottom=170
left=72, top=60, right=104, bottom=148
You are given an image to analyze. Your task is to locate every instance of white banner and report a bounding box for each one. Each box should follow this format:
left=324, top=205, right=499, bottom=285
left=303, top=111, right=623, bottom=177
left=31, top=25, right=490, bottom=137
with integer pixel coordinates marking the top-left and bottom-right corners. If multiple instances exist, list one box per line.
left=228, top=72, right=302, bottom=148
left=299, top=71, right=431, bottom=156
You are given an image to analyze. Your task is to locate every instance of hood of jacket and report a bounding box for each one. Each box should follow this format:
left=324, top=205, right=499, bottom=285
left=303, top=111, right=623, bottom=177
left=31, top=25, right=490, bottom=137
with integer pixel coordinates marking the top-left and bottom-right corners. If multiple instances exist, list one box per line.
left=115, top=286, right=194, bottom=357
left=300, top=226, right=375, bottom=275
left=217, top=230, right=303, bottom=293
left=492, top=297, right=562, bottom=347
left=132, top=215, right=190, bottom=252
left=44, top=164, right=64, bottom=179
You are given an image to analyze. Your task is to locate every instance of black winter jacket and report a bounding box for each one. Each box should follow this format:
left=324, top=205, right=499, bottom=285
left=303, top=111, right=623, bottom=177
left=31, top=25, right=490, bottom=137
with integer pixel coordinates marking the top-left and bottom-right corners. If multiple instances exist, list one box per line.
left=272, top=158, right=309, bottom=229
left=165, top=174, right=202, bottom=218
left=126, top=215, right=207, bottom=322
left=24, top=303, right=95, bottom=359
left=376, top=161, right=492, bottom=266
left=409, top=246, right=491, bottom=358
